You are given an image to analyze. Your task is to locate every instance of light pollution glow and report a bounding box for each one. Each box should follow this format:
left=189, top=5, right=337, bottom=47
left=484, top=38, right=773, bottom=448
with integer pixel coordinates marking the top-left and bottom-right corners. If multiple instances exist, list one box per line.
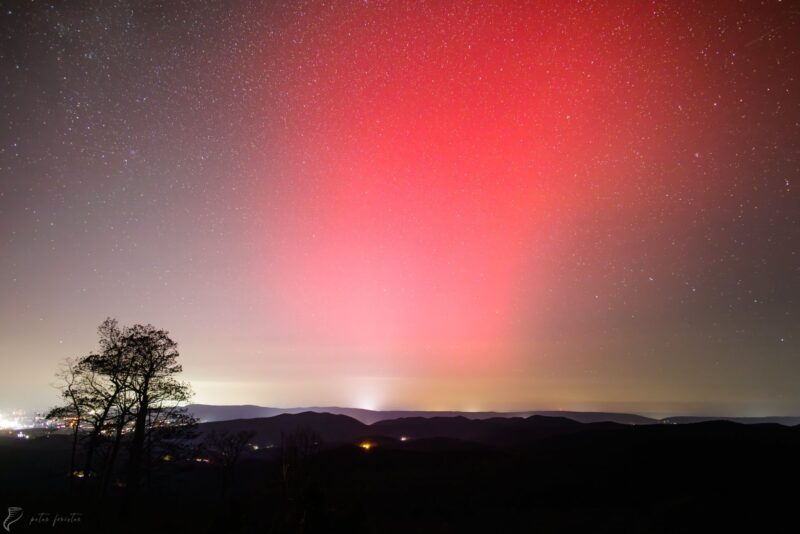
left=1, top=1, right=798, bottom=416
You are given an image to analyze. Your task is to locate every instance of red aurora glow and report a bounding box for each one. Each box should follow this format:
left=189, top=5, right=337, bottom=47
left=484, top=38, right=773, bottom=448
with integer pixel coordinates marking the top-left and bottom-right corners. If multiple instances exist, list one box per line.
left=251, top=2, right=716, bottom=369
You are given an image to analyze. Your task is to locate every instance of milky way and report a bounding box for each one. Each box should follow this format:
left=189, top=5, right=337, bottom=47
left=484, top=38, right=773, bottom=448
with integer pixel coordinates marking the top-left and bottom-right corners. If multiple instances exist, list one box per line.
left=1, top=1, right=798, bottom=415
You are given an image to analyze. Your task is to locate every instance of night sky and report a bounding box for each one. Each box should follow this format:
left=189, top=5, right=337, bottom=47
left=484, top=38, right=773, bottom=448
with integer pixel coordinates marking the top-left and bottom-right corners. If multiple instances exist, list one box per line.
left=1, top=1, right=798, bottom=415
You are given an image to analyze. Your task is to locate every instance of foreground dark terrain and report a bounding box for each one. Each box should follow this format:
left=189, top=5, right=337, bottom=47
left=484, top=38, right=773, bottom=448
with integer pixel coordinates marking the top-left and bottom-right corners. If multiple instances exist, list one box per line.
left=2, top=413, right=798, bottom=533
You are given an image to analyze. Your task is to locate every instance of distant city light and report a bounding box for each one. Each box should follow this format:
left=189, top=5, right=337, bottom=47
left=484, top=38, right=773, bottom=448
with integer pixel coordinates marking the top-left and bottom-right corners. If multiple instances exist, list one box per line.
left=359, top=441, right=375, bottom=451
left=0, top=417, right=22, bottom=430
left=400, top=436, right=409, bottom=442
left=0, top=410, right=51, bottom=430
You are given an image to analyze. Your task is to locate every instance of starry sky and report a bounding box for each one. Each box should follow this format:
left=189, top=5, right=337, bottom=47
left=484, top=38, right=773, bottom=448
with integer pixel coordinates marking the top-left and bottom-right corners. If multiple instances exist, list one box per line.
left=1, top=0, right=798, bottom=415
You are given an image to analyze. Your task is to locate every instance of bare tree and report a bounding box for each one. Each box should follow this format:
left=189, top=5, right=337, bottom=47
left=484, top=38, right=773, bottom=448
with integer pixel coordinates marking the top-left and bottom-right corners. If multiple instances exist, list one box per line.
left=205, top=430, right=256, bottom=495
left=48, top=319, right=194, bottom=504
left=76, top=319, right=134, bottom=484
left=279, top=427, right=324, bottom=530
left=122, top=324, right=192, bottom=503
left=47, top=359, right=87, bottom=490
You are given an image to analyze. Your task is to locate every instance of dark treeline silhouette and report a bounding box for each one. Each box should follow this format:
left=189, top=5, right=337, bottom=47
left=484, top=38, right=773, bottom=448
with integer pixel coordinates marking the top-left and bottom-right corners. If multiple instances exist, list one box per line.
left=202, top=429, right=256, bottom=496
left=4, top=408, right=800, bottom=532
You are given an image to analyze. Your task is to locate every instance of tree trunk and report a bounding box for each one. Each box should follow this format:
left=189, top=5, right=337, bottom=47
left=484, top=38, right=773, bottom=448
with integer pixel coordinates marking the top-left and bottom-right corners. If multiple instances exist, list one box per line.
left=68, top=415, right=80, bottom=493
left=82, top=391, right=117, bottom=487
left=123, top=389, right=148, bottom=506
left=99, top=417, right=126, bottom=498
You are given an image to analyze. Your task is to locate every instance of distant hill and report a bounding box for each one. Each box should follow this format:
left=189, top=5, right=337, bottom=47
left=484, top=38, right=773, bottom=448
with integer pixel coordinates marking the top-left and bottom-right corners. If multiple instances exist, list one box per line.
left=193, top=410, right=800, bottom=452
left=186, top=404, right=658, bottom=425
left=196, top=412, right=367, bottom=445
left=187, top=404, right=290, bottom=422
left=193, top=412, right=627, bottom=449
left=528, top=411, right=655, bottom=425
left=662, top=415, right=800, bottom=426
left=187, top=404, right=800, bottom=426
left=366, top=415, right=616, bottom=446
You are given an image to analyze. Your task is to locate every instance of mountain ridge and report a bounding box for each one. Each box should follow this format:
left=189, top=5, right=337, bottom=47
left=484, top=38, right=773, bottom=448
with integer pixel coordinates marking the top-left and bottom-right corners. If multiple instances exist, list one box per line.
left=186, top=403, right=800, bottom=426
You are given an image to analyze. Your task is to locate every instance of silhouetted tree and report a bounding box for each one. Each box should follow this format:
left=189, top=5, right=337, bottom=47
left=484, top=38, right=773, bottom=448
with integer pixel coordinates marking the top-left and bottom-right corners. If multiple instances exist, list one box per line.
left=49, top=319, right=194, bottom=505
left=77, top=319, right=135, bottom=486
left=205, top=430, right=256, bottom=495
left=48, top=320, right=137, bottom=489
left=122, top=323, right=192, bottom=503
left=47, top=359, right=87, bottom=490
left=279, top=427, right=324, bottom=530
